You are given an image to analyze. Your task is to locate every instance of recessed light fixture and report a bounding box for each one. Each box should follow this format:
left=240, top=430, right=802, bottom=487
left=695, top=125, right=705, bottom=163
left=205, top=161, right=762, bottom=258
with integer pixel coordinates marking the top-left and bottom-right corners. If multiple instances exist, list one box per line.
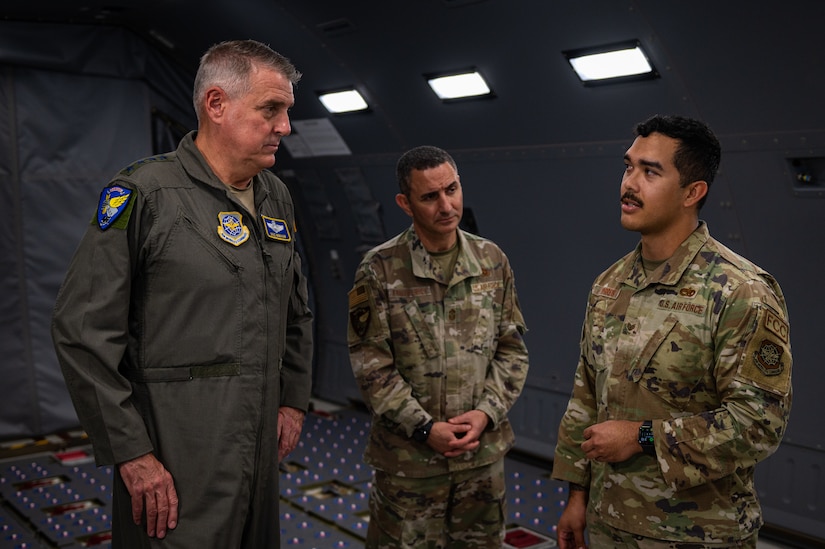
left=317, top=88, right=369, bottom=114
left=426, top=70, right=493, bottom=101
left=563, top=40, right=658, bottom=86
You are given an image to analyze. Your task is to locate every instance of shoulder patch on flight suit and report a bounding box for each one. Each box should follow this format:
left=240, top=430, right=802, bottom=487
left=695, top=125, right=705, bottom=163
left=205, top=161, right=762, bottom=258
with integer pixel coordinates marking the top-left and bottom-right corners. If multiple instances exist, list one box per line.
left=262, top=215, right=291, bottom=241
left=217, top=211, right=250, bottom=246
left=97, top=185, right=133, bottom=230
left=348, top=284, right=372, bottom=338
left=736, top=305, right=791, bottom=396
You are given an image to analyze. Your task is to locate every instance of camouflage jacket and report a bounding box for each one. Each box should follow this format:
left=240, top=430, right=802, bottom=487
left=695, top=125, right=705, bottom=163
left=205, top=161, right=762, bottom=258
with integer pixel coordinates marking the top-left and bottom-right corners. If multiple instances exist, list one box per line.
left=552, top=222, right=792, bottom=543
left=348, top=226, right=529, bottom=477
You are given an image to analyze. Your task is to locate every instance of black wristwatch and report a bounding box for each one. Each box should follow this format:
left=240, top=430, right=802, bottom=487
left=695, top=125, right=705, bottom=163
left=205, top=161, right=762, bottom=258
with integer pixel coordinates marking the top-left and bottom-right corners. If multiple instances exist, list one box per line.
left=412, top=420, right=434, bottom=443
left=638, top=420, right=655, bottom=455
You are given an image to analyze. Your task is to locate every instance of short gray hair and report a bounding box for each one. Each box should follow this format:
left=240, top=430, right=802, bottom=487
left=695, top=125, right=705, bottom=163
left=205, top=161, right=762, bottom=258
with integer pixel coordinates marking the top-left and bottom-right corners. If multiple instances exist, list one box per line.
left=193, top=39, right=301, bottom=121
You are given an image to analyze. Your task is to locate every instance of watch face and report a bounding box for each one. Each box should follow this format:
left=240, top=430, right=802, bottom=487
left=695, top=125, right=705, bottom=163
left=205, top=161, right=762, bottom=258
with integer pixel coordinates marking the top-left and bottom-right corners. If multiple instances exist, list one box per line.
left=638, top=426, right=654, bottom=446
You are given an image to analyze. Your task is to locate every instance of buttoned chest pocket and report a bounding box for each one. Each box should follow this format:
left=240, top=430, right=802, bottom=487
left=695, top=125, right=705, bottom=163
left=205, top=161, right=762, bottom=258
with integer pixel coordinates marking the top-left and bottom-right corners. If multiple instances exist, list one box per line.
left=633, top=314, right=713, bottom=412
left=467, top=288, right=499, bottom=359
left=585, top=297, right=614, bottom=373
left=387, top=292, right=440, bottom=375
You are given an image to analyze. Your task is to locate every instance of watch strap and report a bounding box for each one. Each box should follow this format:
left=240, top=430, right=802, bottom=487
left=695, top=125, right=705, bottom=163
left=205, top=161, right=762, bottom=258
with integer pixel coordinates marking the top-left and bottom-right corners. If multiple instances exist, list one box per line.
left=638, top=420, right=655, bottom=455
left=412, top=419, right=433, bottom=443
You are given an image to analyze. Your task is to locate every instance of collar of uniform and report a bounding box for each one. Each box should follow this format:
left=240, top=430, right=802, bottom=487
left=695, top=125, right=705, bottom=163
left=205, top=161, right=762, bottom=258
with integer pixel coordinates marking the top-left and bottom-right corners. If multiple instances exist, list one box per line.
left=405, top=226, right=483, bottom=284
left=176, top=131, right=258, bottom=194
left=624, top=221, right=711, bottom=289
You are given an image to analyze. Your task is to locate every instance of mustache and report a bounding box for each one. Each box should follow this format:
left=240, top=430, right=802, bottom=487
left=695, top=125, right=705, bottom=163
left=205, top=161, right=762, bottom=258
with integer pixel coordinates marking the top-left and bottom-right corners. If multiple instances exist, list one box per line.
left=621, top=191, right=643, bottom=207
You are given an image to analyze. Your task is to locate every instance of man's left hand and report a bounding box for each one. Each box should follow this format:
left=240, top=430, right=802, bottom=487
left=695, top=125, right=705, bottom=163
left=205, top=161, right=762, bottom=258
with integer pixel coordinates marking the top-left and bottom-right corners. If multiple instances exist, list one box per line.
left=581, top=420, right=643, bottom=463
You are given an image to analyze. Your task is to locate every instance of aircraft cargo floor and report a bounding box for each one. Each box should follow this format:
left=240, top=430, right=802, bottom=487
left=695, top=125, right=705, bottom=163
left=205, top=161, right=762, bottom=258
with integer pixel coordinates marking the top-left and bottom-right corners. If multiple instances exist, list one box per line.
left=0, top=406, right=798, bottom=548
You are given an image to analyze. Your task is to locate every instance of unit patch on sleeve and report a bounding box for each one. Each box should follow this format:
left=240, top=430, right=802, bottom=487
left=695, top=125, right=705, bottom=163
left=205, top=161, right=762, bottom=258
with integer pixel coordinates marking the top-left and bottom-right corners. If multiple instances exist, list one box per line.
left=262, top=215, right=291, bottom=242
left=217, top=211, right=250, bottom=246
left=97, top=185, right=133, bottom=230
left=348, top=284, right=372, bottom=338
left=736, top=305, right=791, bottom=396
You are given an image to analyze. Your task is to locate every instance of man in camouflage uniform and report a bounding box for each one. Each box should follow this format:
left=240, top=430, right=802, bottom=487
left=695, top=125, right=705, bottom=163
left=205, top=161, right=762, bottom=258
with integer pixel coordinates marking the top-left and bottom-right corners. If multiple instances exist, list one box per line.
left=347, top=145, right=529, bottom=548
left=552, top=115, right=792, bottom=548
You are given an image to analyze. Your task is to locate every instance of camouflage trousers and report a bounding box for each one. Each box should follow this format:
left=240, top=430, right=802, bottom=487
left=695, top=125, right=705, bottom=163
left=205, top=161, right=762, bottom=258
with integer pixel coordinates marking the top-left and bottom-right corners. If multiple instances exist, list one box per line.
left=586, top=510, right=757, bottom=549
left=365, top=460, right=506, bottom=549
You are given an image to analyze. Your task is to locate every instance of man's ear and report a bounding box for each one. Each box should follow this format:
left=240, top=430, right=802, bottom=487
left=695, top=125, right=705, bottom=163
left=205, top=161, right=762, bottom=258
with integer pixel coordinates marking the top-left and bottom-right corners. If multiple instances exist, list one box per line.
left=203, top=87, right=226, bottom=122
left=395, top=193, right=413, bottom=217
left=684, top=180, right=708, bottom=208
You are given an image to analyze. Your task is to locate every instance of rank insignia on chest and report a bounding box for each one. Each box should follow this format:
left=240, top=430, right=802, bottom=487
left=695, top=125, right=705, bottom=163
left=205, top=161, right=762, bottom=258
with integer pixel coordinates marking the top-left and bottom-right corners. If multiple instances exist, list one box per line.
left=262, top=215, right=291, bottom=242
left=217, top=211, right=250, bottom=246
left=97, top=185, right=132, bottom=230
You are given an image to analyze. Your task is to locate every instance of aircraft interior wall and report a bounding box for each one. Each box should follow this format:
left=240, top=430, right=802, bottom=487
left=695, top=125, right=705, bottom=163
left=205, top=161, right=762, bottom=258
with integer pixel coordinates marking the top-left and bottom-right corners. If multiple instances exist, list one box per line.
left=0, top=23, right=195, bottom=438
left=1, top=15, right=823, bottom=545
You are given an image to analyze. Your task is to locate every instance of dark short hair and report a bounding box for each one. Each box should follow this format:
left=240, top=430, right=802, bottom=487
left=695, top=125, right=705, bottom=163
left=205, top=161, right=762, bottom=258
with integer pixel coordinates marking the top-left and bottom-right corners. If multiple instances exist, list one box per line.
left=634, top=115, right=721, bottom=209
left=396, top=146, right=457, bottom=195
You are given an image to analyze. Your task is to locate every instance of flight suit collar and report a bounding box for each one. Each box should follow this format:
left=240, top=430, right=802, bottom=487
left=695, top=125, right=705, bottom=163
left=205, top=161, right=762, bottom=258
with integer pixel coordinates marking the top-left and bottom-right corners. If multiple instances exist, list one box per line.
left=176, top=131, right=270, bottom=204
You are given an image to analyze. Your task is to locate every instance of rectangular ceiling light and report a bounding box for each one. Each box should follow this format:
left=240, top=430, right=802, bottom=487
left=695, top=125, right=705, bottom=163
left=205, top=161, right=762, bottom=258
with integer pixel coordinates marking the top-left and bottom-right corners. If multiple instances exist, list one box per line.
left=318, top=88, right=369, bottom=113
left=426, top=70, right=492, bottom=100
left=564, top=40, right=658, bottom=86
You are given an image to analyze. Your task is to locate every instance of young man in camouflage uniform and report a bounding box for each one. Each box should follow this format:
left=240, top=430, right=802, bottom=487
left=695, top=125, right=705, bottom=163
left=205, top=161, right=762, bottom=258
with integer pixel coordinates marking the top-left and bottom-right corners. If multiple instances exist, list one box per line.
left=347, top=145, right=529, bottom=548
left=552, top=115, right=792, bottom=548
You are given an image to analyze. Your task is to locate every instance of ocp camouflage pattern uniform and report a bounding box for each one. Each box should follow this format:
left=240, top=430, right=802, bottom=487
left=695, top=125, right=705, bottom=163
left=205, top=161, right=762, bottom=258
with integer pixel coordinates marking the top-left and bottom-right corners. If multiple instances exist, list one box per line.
left=552, top=222, right=792, bottom=544
left=348, top=226, right=529, bottom=545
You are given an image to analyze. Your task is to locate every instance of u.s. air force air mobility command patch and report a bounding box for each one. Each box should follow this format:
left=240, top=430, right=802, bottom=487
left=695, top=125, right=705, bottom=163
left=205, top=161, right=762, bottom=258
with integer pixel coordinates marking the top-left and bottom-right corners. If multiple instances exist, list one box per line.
left=97, top=185, right=133, bottom=230
left=738, top=305, right=791, bottom=396
left=217, top=211, right=250, bottom=246
left=348, top=285, right=371, bottom=338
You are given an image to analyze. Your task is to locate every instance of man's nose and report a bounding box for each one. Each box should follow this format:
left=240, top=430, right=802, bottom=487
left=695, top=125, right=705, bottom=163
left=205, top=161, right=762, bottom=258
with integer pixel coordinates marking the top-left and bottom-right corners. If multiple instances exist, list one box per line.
left=274, top=113, right=291, bottom=136
left=621, top=170, right=639, bottom=193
